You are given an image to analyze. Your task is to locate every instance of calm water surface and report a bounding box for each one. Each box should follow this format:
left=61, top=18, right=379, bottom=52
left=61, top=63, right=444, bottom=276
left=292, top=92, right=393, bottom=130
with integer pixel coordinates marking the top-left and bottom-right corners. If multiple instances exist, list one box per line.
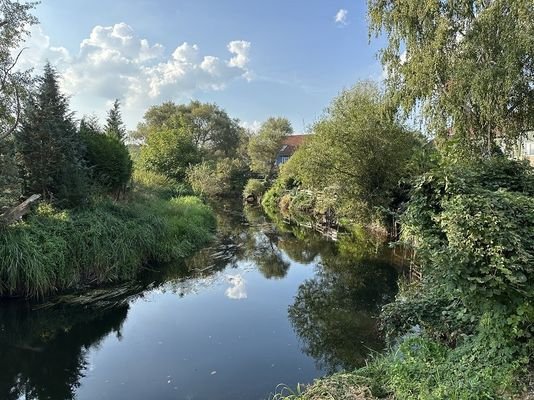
left=0, top=205, right=399, bottom=400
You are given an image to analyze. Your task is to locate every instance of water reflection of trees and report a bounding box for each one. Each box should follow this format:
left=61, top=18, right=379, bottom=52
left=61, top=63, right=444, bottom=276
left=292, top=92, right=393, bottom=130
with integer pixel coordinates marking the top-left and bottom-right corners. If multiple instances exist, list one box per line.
left=289, top=254, right=398, bottom=373
left=0, top=204, right=401, bottom=398
left=0, top=302, right=128, bottom=400
left=184, top=203, right=329, bottom=280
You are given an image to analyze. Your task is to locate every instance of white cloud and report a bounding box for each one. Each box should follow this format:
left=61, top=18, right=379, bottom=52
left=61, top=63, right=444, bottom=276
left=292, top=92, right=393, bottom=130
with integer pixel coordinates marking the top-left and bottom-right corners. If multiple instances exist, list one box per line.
left=15, top=26, right=71, bottom=71
left=335, top=9, right=348, bottom=26
left=240, top=120, right=262, bottom=133
left=228, top=40, right=251, bottom=68
left=17, top=23, right=252, bottom=128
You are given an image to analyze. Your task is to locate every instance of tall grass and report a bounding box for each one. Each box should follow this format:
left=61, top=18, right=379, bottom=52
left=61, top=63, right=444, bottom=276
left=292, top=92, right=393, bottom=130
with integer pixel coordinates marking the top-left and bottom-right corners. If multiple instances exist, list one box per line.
left=0, top=181, right=215, bottom=298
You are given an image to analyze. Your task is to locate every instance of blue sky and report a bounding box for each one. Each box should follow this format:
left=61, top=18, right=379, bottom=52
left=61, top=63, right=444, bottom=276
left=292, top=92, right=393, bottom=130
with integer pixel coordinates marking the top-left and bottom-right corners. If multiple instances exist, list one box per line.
left=21, top=0, right=386, bottom=132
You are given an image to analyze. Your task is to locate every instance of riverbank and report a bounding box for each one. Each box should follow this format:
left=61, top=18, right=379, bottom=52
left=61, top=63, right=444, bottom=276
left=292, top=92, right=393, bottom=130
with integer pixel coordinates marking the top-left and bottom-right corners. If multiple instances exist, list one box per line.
left=270, top=156, right=534, bottom=400
left=0, top=173, right=215, bottom=298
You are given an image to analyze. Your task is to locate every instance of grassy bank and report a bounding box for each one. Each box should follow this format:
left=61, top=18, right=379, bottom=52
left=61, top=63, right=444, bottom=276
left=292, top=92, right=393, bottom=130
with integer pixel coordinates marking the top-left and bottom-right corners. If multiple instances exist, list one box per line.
left=0, top=172, right=215, bottom=298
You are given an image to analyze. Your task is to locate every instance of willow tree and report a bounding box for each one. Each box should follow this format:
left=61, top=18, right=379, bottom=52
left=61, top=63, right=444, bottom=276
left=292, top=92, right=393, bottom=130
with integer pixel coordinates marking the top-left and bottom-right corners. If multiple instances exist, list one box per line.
left=368, top=0, right=534, bottom=156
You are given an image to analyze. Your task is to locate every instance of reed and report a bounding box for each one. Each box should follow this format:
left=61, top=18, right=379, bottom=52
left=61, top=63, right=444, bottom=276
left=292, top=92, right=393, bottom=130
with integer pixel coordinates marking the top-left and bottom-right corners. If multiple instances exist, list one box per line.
left=0, top=191, right=214, bottom=298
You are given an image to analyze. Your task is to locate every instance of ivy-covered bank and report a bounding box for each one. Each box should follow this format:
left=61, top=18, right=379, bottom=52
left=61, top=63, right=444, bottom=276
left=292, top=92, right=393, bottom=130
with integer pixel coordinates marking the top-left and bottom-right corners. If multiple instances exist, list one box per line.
left=271, top=156, right=534, bottom=399
left=0, top=172, right=215, bottom=298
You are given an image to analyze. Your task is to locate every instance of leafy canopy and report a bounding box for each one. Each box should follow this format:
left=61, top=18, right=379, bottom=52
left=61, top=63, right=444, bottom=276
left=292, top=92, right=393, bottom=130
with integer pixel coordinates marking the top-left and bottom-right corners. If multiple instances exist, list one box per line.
left=134, top=100, right=243, bottom=159
left=368, top=0, right=534, bottom=155
left=282, top=82, right=422, bottom=222
left=247, top=117, right=293, bottom=179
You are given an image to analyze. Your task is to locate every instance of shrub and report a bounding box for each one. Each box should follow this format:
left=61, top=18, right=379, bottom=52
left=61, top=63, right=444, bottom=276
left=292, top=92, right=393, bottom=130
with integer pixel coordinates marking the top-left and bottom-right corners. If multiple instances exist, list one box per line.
left=243, top=179, right=266, bottom=202
left=139, top=127, right=200, bottom=181
left=133, top=169, right=193, bottom=199
left=82, top=132, right=133, bottom=195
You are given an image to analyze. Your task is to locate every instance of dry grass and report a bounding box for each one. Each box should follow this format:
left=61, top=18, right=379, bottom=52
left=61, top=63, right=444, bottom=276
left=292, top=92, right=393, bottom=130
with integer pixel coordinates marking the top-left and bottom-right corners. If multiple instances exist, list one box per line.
left=270, top=373, right=385, bottom=400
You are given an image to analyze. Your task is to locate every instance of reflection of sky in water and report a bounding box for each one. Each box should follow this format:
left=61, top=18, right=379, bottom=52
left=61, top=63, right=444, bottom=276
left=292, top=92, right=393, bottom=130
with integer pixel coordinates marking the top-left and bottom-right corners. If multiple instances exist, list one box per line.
left=225, top=274, right=247, bottom=300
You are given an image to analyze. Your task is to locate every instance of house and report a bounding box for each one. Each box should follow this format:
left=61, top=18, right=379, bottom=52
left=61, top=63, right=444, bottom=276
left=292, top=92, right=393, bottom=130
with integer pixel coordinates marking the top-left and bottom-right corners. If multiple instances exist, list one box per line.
left=275, top=134, right=308, bottom=166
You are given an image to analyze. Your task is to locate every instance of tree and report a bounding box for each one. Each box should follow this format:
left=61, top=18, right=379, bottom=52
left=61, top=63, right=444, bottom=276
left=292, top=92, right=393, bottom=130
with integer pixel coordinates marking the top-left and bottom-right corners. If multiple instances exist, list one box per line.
left=139, top=125, right=200, bottom=182
left=104, top=99, right=126, bottom=142
left=0, top=0, right=37, bottom=142
left=247, top=117, right=293, bottom=179
left=0, top=0, right=38, bottom=211
left=16, top=63, right=87, bottom=206
left=80, top=116, right=132, bottom=197
left=133, top=101, right=243, bottom=159
left=368, top=0, right=534, bottom=155
left=282, top=82, right=421, bottom=223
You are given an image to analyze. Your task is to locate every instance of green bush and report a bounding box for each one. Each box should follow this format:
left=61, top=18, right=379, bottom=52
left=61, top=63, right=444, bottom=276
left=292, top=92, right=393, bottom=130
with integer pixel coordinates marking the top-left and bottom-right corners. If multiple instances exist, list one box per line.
left=133, top=169, right=193, bottom=199
left=402, top=157, right=534, bottom=319
left=243, top=179, right=266, bottom=201
left=82, top=132, right=133, bottom=195
left=139, top=127, right=200, bottom=181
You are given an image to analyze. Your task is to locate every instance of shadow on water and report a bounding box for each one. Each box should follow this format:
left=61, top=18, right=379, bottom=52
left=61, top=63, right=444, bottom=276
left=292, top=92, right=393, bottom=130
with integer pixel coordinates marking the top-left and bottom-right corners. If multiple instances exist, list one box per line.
left=0, top=302, right=129, bottom=400
left=0, top=201, right=400, bottom=400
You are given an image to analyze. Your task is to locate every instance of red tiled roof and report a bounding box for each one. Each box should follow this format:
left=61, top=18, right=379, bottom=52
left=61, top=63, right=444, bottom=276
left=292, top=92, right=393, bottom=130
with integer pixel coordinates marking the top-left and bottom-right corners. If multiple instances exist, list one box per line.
left=278, top=134, right=309, bottom=156
left=282, top=134, right=308, bottom=147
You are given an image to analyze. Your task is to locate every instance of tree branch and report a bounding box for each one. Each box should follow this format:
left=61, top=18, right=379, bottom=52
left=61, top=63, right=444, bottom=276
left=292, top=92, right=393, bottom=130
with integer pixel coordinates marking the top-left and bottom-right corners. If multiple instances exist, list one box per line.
left=0, top=81, right=21, bottom=141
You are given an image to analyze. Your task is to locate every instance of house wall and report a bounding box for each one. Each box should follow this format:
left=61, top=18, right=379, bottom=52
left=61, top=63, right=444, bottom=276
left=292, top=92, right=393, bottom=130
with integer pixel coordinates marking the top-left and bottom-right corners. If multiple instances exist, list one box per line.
left=520, top=133, right=534, bottom=166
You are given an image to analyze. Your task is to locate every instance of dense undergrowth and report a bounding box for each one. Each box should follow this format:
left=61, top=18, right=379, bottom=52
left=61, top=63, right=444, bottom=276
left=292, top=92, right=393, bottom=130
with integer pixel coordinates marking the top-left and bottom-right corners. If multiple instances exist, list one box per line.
left=0, top=171, right=215, bottom=298
left=271, top=156, right=534, bottom=399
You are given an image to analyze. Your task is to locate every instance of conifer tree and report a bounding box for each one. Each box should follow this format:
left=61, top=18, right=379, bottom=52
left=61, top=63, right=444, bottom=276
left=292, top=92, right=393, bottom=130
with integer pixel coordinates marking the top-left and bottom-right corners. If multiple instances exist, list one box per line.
left=16, top=63, right=87, bottom=206
left=104, top=99, right=126, bottom=142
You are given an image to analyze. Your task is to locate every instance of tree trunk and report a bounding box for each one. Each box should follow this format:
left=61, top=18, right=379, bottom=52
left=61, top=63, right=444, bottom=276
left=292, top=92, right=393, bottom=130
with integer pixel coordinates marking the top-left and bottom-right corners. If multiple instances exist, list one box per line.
left=0, top=194, right=41, bottom=225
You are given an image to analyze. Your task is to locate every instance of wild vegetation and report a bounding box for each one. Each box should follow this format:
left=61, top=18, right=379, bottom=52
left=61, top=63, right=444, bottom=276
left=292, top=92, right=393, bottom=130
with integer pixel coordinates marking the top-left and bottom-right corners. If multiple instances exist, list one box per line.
left=269, top=0, right=534, bottom=399
left=263, top=82, right=426, bottom=230
left=0, top=1, right=215, bottom=298
left=0, top=0, right=533, bottom=398
left=135, top=100, right=251, bottom=197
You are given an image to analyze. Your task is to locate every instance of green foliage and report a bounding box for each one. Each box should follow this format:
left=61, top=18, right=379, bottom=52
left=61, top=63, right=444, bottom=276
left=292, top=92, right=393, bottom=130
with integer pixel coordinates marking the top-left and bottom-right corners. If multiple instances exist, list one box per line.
left=104, top=99, right=126, bottom=142
left=278, top=333, right=522, bottom=400
left=247, top=117, right=293, bottom=179
left=243, top=178, right=266, bottom=201
left=368, top=0, right=534, bottom=155
left=0, top=190, right=214, bottom=298
left=0, top=0, right=37, bottom=142
left=134, top=100, right=244, bottom=159
left=362, top=335, right=520, bottom=400
left=272, top=82, right=423, bottom=225
left=0, top=138, right=21, bottom=211
left=139, top=125, right=200, bottom=181
left=402, top=157, right=534, bottom=315
left=133, top=169, right=193, bottom=199
left=15, top=64, right=87, bottom=207
left=82, top=123, right=132, bottom=195
left=187, top=157, right=248, bottom=198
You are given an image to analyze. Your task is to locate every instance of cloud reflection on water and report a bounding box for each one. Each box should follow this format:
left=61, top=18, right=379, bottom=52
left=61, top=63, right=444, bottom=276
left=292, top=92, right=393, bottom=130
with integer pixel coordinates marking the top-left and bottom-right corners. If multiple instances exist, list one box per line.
left=225, top=274, right=247, bottom=300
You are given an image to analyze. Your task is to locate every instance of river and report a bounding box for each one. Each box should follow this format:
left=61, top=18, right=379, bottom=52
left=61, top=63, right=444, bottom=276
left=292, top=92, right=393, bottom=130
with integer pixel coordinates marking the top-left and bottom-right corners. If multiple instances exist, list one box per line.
left=0, top=204, right=400, bottom=400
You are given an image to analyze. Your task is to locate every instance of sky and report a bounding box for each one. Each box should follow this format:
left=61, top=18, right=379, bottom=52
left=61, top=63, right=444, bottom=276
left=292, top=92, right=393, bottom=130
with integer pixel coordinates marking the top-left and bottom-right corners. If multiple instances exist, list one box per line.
left=18, top=0, right=387, bottom=133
